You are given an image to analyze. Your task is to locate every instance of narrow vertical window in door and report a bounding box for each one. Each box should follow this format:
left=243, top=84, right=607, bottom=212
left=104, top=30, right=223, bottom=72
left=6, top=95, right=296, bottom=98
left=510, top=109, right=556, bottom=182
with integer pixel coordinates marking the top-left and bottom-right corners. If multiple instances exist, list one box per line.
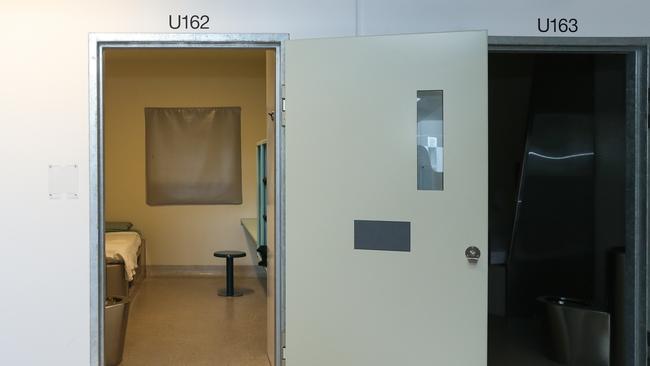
left=417, top=90, right=444, bottom=190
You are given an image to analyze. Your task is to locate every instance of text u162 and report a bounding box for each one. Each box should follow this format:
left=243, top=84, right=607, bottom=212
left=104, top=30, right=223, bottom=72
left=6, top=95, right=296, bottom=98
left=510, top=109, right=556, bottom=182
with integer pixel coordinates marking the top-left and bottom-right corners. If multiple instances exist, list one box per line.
left=537, top=18, right=578, bottom=33
left=169, top=15, right=210, bottom=30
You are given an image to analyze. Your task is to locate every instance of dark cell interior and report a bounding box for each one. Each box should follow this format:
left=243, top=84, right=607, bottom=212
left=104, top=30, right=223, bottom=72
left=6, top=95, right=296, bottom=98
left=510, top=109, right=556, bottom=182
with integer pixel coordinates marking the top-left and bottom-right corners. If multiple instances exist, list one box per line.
left=487, top=52, right=627, bottom=366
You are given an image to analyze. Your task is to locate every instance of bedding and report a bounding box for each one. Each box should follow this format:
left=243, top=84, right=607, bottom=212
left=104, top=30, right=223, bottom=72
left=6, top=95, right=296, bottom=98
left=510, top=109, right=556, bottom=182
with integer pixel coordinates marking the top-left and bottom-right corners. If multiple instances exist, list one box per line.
left=105, top=221, right=133, bottom=232
left=105, top=231, right=141, bottom=281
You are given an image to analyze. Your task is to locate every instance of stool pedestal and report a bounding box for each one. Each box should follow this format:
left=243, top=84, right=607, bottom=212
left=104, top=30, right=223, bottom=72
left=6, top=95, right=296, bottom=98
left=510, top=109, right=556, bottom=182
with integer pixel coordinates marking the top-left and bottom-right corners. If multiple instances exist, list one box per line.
left=213, top=250, right=247, bottom=297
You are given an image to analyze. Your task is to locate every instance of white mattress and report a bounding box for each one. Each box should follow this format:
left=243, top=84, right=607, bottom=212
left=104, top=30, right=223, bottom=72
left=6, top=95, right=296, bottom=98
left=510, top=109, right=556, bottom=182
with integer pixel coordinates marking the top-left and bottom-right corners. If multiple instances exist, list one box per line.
left=105, top=231, right=141, bottom=281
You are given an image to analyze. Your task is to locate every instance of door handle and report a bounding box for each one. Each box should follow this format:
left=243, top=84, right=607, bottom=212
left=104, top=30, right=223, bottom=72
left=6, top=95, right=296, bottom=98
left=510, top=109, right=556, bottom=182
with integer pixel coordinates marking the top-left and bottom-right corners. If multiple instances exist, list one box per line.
left=465, top=246, right=481, bottom=264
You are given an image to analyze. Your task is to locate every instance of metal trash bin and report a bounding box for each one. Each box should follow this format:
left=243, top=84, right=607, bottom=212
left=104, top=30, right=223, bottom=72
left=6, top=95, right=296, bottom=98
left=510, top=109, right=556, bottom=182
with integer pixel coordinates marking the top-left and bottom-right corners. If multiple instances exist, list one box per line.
left=537, top=296, right=610, bottom=366
left=105, top=296, right=130, bottom=366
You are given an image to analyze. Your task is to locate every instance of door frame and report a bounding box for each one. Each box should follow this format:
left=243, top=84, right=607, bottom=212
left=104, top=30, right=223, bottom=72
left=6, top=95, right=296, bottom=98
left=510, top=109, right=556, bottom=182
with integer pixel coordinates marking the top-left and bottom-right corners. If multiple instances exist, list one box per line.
left=88, top=33, right=288, bottom=366
left=488, top=36, right=649, bottom=366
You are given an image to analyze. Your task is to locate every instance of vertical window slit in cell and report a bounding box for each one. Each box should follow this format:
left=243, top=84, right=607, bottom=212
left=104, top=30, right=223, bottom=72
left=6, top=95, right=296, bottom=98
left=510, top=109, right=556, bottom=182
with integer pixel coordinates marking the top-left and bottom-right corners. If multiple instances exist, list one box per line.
left=417, top=90, right=444, bottom=191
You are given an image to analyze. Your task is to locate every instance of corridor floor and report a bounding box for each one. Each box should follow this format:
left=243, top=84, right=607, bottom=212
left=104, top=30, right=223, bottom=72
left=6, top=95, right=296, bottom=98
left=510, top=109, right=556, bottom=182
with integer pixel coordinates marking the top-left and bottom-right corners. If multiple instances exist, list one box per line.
left=120, top=277, right=268, bottom=366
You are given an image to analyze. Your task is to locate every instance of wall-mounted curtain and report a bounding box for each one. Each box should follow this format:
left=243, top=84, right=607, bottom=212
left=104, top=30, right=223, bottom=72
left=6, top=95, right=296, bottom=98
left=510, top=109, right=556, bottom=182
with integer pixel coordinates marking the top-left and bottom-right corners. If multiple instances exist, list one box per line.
left=145, top=107, right=242, bottom=205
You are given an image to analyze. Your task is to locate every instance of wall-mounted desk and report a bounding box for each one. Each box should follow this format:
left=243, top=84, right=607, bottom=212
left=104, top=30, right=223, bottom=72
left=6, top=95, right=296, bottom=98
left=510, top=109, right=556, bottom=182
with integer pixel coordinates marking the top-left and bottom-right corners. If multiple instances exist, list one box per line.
left=240, top=218, right=258, bottom=245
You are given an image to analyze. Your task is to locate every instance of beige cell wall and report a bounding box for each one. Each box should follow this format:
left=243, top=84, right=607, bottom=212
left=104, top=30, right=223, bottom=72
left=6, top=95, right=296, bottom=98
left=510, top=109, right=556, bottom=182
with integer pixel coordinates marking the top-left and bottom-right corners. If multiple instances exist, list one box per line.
left=104, top=49, right=267, bottom=266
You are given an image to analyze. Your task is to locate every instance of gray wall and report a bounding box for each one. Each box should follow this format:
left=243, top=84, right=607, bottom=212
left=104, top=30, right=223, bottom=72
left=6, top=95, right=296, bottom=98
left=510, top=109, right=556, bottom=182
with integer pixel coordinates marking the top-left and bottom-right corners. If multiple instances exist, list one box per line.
left=488, top=53, right=534, bottom=265
left=593, top=55, right=627, bottom=309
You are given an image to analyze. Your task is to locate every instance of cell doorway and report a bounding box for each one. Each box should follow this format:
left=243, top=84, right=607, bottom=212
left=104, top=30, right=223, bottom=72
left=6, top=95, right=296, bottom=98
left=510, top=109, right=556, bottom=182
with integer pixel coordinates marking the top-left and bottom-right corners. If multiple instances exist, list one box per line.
left=90, top=34, right=286, bottom=366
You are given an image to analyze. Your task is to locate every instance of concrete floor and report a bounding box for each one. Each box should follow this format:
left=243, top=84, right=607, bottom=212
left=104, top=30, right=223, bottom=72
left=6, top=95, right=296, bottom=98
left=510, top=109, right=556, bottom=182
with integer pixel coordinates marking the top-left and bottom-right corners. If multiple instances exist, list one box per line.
left=120, top=277, right=269, bottom=366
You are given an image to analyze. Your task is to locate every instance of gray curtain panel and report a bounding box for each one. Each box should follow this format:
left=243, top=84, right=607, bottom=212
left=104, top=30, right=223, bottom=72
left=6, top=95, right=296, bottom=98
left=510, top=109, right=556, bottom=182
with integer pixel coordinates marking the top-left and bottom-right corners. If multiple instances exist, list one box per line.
left=145, top=107, right=242, bottom=205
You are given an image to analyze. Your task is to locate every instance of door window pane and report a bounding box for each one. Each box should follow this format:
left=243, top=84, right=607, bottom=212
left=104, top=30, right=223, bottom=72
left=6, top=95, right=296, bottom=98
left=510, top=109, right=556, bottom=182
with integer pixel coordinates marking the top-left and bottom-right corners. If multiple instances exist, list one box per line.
left=417, top=90, right=444, bottom=190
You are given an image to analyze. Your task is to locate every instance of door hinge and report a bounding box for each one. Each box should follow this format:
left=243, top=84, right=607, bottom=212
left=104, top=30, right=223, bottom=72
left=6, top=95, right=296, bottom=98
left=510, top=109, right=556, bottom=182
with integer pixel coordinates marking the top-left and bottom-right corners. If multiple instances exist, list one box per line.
left=282, top=346, right=287, bottom=360
left=281, top=84, right=286, bottom=127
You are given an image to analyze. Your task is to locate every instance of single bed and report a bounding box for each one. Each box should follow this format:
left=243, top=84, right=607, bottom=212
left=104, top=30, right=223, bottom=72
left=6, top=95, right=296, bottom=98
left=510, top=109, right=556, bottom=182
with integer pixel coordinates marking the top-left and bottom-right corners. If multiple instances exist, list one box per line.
left=105, top=223, right=146, bottom=299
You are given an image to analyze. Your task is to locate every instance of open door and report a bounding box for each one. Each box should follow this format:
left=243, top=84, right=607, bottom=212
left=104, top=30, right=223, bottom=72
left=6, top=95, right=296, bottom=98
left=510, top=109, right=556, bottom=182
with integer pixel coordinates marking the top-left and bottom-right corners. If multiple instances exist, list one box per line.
left=285, top=31, right=488, bottom=365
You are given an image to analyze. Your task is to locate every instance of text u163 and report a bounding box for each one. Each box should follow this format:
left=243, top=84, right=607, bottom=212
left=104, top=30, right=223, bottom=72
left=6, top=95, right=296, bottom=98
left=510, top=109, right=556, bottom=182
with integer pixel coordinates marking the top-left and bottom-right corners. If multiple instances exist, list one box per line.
left=537, top=18, right=578, bottom=33
left=169, top=15, right=210, bottom=30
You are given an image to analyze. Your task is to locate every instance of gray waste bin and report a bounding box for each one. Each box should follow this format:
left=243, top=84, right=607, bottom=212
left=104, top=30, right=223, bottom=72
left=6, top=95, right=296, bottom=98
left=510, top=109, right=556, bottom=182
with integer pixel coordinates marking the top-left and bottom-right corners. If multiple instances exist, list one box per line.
left=105, top=296, right=130, bottom=366
left=537, top=296, right=610, bottom=366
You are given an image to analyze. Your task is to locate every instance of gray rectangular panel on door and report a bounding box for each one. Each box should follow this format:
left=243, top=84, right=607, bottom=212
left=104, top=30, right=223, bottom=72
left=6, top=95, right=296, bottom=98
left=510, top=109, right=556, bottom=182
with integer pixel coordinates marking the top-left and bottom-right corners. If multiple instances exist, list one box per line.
left=354, top=220, right=411, bottom=252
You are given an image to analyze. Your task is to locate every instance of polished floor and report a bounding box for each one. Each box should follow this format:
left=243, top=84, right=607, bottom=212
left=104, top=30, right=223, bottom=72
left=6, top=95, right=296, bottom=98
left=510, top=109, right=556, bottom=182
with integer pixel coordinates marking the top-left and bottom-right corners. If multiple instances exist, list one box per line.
left=120, top=277, right=269, bottom=366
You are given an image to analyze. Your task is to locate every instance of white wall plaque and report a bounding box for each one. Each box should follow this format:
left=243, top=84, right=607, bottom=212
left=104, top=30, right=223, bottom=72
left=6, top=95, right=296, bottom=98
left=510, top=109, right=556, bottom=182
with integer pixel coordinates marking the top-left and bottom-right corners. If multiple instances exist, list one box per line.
left=48, top=164, right=79, bottom=199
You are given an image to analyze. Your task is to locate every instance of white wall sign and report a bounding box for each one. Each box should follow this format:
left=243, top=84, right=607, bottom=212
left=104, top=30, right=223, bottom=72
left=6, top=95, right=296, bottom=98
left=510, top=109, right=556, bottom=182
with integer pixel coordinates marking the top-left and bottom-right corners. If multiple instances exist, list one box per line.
left=48, top=164, right=79, bottom=199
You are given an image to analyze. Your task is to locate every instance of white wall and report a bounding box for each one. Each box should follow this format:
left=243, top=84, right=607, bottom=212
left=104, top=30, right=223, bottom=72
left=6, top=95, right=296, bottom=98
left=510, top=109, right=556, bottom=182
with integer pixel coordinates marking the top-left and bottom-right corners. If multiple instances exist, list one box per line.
left=360, top=0, right=650, bottom=36
left=1, top=0, right=649, bottom=364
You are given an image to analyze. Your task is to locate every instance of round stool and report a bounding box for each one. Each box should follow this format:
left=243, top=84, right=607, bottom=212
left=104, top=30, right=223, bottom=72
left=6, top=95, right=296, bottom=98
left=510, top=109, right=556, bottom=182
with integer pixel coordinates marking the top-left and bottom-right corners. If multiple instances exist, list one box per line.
left=213, top=250, right=247, bottom=297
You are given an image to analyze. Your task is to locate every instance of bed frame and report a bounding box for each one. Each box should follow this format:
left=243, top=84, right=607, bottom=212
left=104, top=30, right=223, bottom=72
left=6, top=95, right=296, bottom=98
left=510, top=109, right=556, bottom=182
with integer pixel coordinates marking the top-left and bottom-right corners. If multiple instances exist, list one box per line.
left=105, top=238, right=146, bottom=299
